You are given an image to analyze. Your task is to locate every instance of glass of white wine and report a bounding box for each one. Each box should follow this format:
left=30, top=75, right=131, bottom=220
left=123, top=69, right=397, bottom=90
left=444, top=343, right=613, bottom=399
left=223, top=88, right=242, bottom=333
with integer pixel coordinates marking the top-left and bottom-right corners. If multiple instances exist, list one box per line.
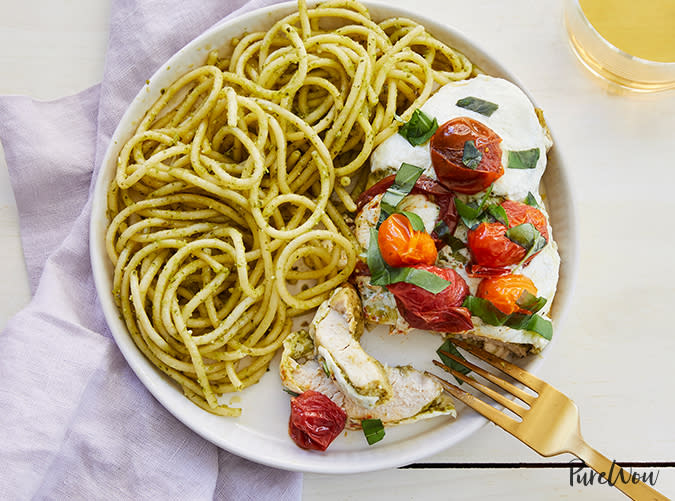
left=564, top=0, right=675, bottom=92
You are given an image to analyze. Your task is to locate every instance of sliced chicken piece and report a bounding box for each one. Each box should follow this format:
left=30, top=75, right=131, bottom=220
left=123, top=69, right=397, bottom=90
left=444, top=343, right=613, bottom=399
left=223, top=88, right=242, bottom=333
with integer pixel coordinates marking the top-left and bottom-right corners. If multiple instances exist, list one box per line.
left=309, top=284, right=392, bottom=408
left=280, top=329, right=456, bottom=429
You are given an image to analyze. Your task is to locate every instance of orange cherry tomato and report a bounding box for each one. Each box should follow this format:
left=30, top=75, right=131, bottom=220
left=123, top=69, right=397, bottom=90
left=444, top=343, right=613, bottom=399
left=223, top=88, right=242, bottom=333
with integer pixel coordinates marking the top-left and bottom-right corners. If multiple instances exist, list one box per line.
left=477, top=274, right=538, bottom=315
left=378, top=213, right=437, bottom=267
left=467, top=200, right=549, bottom=270
left=430, top=117, right=504, bottom=194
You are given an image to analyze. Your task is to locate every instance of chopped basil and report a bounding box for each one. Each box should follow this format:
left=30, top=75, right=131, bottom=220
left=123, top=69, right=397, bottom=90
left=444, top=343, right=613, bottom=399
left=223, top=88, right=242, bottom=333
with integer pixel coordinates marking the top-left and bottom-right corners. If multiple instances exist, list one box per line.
left=321, top=360, right=331, bottom=377
left=454, top=185, right=493, bottom=228
left=434, top=222, right=468, bottom=264
left=505, top=223, right=547, bottom=266
left=486, top=204, right=509, bottom=227
left=516, top=289, right=547, bottom=314
left=462, top=295, right=508, bottom=325
left=524, top=191, right=540, bottom=208
left=283, top=388, right=300, bottom=397
left=507, top=148, right=540, bottom=169
left=387, top=267, right=452, bottom=293
left=462, top=295, right=553, bottom=340
left=435, top=221, right=466, bottom=252
left=400, top=211, right=426, bottom=232
left=507, top=313, right=553, bottom=340
left=456, top=96, right=499, bottom=117
left=362, top=418, right=385, bottom=445
left=398, top=109, right=439, bottom=146
left=506, top=223, right=545, bottom=251
left=437, top=339, right=471, bottom=385
left=378, top=163, right=424, bottom=225
left=367, top=228, right=451, bottom=293
left=367, top=227, right=389, bottom=283
left=462, top=140, right=482, bottom=170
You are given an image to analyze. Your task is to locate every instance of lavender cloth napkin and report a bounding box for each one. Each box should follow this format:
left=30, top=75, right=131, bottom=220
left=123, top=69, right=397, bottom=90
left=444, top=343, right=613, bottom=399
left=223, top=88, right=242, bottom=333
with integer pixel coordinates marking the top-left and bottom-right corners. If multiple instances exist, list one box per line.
left=0, top=0, right=304, bottom=499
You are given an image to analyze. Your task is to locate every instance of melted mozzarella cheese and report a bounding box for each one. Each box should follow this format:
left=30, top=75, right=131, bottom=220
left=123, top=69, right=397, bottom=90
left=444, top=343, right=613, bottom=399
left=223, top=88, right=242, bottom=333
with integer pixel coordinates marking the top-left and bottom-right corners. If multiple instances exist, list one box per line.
left=370, top=74, right=552, bottom=201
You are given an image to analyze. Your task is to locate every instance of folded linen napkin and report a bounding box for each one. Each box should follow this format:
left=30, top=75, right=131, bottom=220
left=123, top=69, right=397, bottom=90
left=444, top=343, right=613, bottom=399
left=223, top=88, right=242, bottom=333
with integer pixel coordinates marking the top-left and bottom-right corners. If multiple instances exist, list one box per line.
left=0, top=0, right=303, bottom=499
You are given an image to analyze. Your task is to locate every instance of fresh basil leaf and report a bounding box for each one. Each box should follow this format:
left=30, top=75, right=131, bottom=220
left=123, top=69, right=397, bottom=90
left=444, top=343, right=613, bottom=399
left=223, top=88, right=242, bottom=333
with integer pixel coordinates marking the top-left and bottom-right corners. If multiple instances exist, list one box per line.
left=283, top=388, right=300, bottom=397
left=367, top=227, right=389, bottom=283
left=367, top=227, right=452, bottom=293
left=462, top=140, right=482, bottom=170
left=362, top=418, right=385, bottom=445
left=462, top=295, right=509, bottom=326
left=394, top=267, right=451, bottom=293
left=378, top=163, right=424, bottom=225
left=434, top=221, right=466, bottom=252
left=519, top=234, right=547, bottom=266
left=463, top=295, right=553, bottom=340
left=455, top=185, right=493, bottom=228
left=506, top=223, right=547, bottom=268
left=321, top=360, right=331, bottom=377
left=454, top=198, right=481, bottom=222
left=516, top=290, right=547, bottom=314
left=524, top=191, right=540, bottom=208
left=486, top=204, right=509, bottom=227
left=398, top=109, right=439, bottom=146
left=456, top=96, right=499, bottom=117
left=505, top=223, right=542, bottom=250
left=372, top=267, right=452, bottom=294
left=437, top=339, right=471, bottom=385
left=506, top=313, right=553, bottom=340
left=508, top=148, right=540, bottom=169
left=400, top=211, right=426, bottom=232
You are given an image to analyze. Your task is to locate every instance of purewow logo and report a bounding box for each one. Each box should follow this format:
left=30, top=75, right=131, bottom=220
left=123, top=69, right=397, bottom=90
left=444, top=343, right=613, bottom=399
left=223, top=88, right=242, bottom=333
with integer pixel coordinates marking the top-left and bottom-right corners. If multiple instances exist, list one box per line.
left=569, top=460, right=660, bottom=487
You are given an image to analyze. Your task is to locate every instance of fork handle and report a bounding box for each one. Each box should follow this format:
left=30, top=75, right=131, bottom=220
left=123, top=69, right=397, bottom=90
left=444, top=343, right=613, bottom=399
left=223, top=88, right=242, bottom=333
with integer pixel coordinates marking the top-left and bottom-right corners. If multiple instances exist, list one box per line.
left=571, top=440, right=669, bottom=500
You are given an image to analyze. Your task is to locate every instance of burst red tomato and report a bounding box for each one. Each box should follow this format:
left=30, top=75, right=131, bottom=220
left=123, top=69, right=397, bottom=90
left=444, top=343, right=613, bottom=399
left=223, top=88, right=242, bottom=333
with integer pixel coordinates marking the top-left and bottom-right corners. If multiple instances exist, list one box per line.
left=378, top=213, right=437, bottom=267
left=386, top=264, right=472, bottom=333
left=430, top=117, right=503, bottom=194
left=467, top=200, right=549, bottom=272
left=477, top=274, right=538, bottom=315
left=288, top=390, right=347, bottom=451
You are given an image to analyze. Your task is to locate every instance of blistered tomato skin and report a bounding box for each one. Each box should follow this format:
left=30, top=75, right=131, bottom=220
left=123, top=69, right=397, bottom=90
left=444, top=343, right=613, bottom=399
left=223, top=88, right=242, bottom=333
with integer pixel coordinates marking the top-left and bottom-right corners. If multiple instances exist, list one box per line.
left=467, top=200, right=549, bottom=271
left=477, top=274, right=538, bottom=315
left=431, top=117, right=503, bottom=194
left=289, top=390, right=347, bottom=451
left=386, top=264, right=473, bottom=333
left=378, top=214, right=437, bottom=267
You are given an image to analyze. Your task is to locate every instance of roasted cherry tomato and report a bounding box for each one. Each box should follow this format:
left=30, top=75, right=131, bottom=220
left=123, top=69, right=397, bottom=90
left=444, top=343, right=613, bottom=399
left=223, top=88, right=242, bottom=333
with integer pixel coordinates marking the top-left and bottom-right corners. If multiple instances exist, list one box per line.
left=477, top=274, right=538, bottom=315
left=430, top=117, right=503, bottom=194
left=356, top=174, right=459, bottom=243
left=467, top=200, right=549, bottom=272
left=378, top=213, right=437, bottom=267
left=386, top=264, right=472, bottom=333
left=289, top=390, right=347, bottom=451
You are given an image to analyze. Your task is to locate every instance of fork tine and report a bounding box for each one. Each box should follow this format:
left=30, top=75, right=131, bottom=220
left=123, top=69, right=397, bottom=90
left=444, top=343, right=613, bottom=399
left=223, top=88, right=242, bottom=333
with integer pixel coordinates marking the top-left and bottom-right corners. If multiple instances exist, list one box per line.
left=433, top=360, right=528, bottom=417
left=425, top=371, right=519, bottom=431
left=437, top=350, right=536, bottom=406
left=450, top=338, right=545, bottom=392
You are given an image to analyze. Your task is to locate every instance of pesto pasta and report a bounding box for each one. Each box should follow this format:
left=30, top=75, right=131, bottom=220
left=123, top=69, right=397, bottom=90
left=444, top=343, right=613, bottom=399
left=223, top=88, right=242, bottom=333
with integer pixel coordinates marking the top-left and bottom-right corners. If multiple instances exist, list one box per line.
left=105, top=0, right=472, bottom=416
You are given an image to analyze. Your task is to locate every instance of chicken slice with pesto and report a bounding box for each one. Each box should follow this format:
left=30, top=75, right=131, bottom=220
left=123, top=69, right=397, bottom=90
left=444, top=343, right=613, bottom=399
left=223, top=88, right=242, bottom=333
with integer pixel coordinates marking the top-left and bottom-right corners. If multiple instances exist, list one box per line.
left=309, top=284, right=392, bottom=408
left=280, top=329, right=456, bottom=428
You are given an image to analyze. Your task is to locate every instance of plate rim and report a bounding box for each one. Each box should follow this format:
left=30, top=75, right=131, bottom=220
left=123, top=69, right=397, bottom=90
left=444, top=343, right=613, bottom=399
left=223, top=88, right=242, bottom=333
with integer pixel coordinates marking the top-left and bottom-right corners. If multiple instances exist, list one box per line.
left=89, top=0, right=578, bottom=474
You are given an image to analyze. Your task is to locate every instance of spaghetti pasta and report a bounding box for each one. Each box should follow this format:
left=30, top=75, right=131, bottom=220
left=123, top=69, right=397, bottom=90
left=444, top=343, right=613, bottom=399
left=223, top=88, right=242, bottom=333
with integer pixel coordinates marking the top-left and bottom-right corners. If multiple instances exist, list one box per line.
left=105, top=0, right=473, bottom=415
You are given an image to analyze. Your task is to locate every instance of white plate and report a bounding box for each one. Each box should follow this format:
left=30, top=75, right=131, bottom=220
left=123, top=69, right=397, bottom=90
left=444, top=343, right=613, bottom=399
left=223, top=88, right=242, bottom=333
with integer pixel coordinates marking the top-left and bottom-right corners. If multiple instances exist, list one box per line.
left=90, top=0, right=578, bottom=474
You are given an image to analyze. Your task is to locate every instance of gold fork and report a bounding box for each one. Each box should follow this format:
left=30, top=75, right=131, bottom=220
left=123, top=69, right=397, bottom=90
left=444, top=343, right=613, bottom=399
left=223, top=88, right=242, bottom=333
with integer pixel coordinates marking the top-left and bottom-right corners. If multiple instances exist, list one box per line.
left=427, top=338, right=669, bottom=501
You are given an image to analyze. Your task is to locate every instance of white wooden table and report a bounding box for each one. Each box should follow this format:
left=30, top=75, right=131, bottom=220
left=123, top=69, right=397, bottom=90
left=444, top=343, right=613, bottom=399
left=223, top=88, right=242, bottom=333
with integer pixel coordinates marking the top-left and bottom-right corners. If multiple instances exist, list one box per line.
left=1, top=1, right=673, bottom=499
